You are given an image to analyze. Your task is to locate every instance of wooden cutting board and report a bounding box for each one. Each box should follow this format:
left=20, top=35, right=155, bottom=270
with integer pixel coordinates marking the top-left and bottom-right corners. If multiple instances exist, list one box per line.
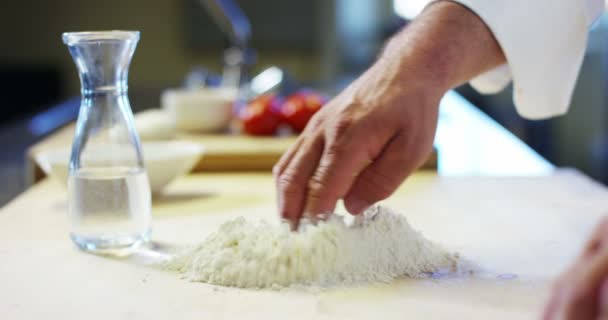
left=176, top=132, right=301, bottom=171
left=26, top=125, right=437, bottom=182
left=1, top=170, right=607, bottom=319
left=173, top=132, right=436, bottom=172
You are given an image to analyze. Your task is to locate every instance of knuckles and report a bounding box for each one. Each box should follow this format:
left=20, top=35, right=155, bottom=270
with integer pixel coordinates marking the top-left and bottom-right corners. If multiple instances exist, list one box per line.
left=306, top=167, right=329, bottom=199
left=306, top=162, right=341, bottom=201
left=272, top=164, right=282, bottom=178
left=306, top=112, right=325, bottom=132
left=323, top=140, right=347, bottom=160
left=276, top=170, right=306, bottom=197
left=325, top=101, right=366, bottom=141
left=332, top=114, right=356, bottom=140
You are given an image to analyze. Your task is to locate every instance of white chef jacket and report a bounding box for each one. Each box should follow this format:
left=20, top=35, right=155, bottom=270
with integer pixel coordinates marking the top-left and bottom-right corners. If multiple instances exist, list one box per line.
left=447, top=0, right=604, bottom=119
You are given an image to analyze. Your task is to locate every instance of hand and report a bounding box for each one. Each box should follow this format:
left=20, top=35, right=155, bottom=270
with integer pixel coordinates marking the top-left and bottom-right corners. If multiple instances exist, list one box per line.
left=543, top=217, right=608, bottom=320
left=273, top=1, right=506, bottom=228
left=273, top=59, right=443, bottom=228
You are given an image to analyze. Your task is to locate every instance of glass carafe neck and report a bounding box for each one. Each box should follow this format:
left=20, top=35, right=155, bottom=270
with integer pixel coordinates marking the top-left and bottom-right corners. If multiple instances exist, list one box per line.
left=63, top=31, right=139, bottom=95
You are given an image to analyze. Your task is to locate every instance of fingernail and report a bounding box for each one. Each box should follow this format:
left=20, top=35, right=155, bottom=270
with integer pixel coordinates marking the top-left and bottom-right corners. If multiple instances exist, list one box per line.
left=303, top=211, right=315, bottom=223
left=349, top=198, right=370, bottom=215
left=303, top=211, right=330, bottom=225
left=282, top=218, right=297, bottom=231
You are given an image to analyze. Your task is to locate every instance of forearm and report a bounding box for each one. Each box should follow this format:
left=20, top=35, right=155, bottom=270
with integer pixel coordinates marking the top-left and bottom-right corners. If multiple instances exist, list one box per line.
left=378, top=1, right=505, bottom=93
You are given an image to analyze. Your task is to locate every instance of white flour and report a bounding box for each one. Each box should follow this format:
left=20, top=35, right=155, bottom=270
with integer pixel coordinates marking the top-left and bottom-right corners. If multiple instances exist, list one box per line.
left=166, top=206, right=458, bottom=288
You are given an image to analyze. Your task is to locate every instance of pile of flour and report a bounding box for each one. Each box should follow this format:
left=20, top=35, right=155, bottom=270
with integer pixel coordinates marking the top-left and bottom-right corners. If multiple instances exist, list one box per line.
left=166, top=206, right=458, bottom=288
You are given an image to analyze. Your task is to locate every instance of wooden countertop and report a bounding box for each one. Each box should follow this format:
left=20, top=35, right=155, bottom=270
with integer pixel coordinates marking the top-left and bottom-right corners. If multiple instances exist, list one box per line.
left=2, top=170, right=607, bottom=319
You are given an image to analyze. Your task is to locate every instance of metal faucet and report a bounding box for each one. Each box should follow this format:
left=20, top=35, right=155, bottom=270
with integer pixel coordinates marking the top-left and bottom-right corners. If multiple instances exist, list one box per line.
left=189, top=0, right=296, bottom=100
left=198, top=0, right=255, bottom=89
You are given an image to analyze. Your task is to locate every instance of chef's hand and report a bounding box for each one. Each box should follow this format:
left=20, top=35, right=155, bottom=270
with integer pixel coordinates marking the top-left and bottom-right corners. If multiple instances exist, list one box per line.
left=543, top=217, right=608, bottom=320
left=274, top=1, right=505, bottom=228
left=273, top=58, right=442, bottom=227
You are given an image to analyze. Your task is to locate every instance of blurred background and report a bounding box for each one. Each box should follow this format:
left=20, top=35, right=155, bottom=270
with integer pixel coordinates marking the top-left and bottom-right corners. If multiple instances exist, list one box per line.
left=0, top=0, right=607, bottom=205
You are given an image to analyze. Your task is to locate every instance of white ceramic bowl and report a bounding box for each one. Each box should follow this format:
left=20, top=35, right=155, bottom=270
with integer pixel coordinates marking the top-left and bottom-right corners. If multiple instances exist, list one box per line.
left=35, top=141, right=204, bottom=194
left=134, top=109, right=176, bottom=141
left=161, top=87, right=237, bottom=132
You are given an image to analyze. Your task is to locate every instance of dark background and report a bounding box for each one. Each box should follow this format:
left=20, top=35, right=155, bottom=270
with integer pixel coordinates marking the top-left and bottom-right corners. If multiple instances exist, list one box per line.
left=0, top=0, right=606, bottom=205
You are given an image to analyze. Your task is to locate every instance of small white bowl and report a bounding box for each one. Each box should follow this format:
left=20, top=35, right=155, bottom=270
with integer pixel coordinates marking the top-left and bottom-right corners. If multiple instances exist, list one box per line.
left=134, top=109, right=176, bottom=141
left=35, top=141, right=204, bottom=194
left=161, top=87, right=237, bottom=132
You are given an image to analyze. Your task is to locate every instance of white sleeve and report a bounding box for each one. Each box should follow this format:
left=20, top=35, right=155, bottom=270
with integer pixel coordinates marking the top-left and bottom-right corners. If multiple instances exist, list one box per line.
left=447, top=0, right=604, bottom=119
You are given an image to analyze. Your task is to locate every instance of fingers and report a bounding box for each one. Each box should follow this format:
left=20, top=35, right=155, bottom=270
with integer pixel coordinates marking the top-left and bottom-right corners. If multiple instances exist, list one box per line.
left=558, top=248, right=608, bottom=320
left=543, top=217, right=608, bottom=320
left=273, top=115, right=325, bottom=226
left=302, top=128, right=379, bottom=218
left=275, top=133, right=324, bottom=229
left=273, top=111, right=325, bottom=179
left=598, top=279, right=608, bottom=319
left=273, top=136, right=303, bottom=215
left=343, top=134, right=412, bottom=215
left=542, top=288, right=561, bottom=320
left=273, top=136, right=303, bottom=179
left=582, top=217, right=608, bottom=258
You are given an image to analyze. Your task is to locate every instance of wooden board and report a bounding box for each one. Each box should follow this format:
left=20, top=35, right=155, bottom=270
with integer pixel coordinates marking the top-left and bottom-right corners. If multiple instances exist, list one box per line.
left=178, top=132, right=438, bottom=172
left=1, top=170, right=607, bottom=319
left=177, top=132, right=299, bottom=171
left=26, top=125, right=437, bottom=182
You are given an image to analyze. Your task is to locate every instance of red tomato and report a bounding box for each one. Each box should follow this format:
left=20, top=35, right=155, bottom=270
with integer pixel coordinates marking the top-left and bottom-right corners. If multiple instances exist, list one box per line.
left=240, top=94, right=282, bottom=135
left=281, top=91, right=326, bottom=132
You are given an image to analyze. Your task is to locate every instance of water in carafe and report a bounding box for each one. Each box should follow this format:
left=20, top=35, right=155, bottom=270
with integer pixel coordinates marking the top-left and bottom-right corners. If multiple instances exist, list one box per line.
left=63, top=31, right=151, bottom=254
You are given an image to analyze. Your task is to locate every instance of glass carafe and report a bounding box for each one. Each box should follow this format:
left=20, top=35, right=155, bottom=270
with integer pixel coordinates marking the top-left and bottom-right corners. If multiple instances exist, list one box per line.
left=63, top=31, right=151, bottom=254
